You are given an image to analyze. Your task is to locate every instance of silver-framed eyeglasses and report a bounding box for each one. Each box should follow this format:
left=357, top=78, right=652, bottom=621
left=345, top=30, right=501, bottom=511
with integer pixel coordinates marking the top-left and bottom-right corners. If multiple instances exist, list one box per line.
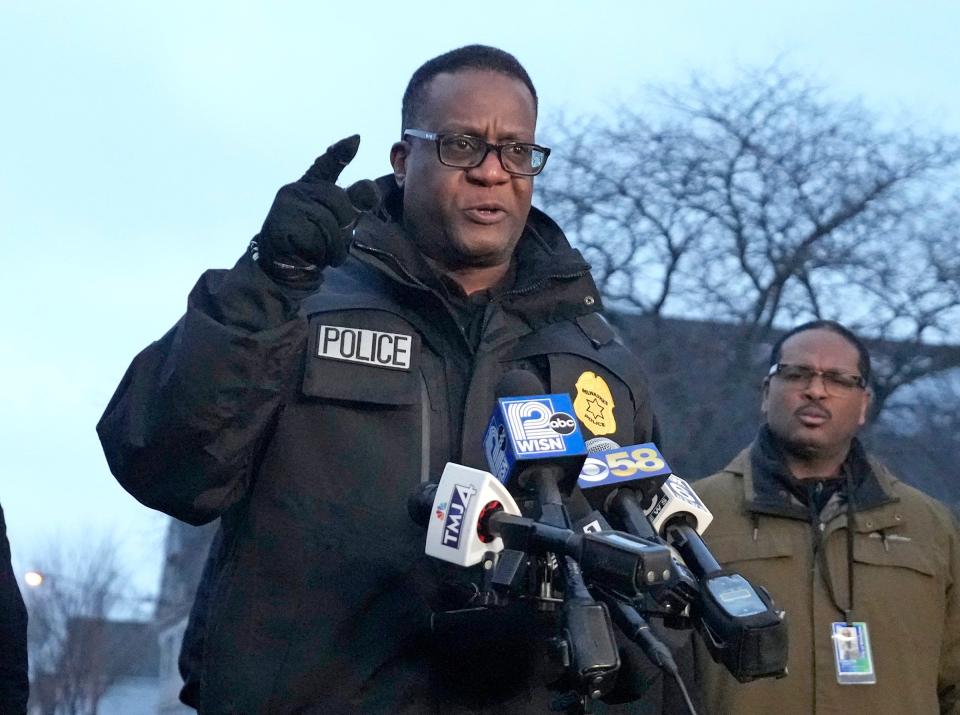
left=768, top=362, right=867, bottom=395
left=403, top=129, right=551, bottom=176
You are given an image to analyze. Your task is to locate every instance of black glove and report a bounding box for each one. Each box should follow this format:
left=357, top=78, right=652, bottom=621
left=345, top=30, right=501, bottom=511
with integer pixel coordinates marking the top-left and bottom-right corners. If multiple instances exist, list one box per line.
left=254, top=134, right=380, bottom=289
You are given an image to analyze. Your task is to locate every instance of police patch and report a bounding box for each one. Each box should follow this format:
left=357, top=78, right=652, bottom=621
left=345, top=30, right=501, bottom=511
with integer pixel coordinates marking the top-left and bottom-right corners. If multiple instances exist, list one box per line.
left=574, top=371, right=617, bottom=436
left=316, top=325, right=413, bottom=370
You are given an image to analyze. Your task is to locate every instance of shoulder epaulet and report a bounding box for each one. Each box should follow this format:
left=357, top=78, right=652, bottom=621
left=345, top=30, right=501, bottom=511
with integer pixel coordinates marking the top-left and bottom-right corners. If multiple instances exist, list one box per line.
left=575, top=313, right=616, bottom=348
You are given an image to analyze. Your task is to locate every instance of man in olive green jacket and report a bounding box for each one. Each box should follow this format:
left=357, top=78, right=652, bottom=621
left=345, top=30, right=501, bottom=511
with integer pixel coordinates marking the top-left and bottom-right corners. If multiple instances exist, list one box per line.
left=694, top=320, right=960, bottom=714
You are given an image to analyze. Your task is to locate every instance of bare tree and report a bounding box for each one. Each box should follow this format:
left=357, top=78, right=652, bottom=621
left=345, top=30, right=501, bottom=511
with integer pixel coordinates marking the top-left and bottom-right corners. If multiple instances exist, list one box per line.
left=538, top=65, right=960, bottom=415
left=536, top=66, right=960, bottom=488
left=24, top=535, right=155, bottom=715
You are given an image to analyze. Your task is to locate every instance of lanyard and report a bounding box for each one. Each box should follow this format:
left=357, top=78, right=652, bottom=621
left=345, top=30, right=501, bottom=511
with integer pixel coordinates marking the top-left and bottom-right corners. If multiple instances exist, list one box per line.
left=814, top=468, right=857, bottom=625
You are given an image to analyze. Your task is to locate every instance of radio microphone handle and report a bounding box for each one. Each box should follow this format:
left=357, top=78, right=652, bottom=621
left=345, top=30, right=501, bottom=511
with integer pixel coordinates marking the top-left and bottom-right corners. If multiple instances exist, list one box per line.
left=608, top=488, right=661, bottom=542
left=664, top=522, right=722, bottom=578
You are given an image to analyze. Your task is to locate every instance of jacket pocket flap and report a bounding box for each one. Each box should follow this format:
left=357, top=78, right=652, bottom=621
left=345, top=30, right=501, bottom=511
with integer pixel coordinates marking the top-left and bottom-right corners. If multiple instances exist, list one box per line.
left=853, top=535, right=936, bottom=577
left=303, top=313, right=421, bottom=405
left=704, top=533, right=796, bottom=564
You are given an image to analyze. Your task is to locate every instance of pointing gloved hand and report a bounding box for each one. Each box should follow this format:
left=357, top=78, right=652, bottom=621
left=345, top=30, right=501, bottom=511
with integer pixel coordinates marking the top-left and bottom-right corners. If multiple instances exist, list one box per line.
left=254, top=135, right=380, bottom=288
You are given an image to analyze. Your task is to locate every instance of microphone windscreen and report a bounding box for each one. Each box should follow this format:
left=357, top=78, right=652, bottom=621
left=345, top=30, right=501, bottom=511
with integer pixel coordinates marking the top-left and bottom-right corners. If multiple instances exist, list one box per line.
left=495, top=369, right=546, bottom=399
left=585, top=437, right=619, bottom=453
left=407, top=482, right=438, bottom=528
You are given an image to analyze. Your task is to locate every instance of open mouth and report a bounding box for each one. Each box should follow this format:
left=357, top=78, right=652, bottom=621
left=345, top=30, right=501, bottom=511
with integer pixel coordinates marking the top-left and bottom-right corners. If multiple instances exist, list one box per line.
left=464, top=206, right=507, bottom=224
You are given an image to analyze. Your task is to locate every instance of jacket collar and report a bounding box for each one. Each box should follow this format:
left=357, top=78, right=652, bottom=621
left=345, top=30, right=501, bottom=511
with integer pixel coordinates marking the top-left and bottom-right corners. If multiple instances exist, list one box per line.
left=349, top=176, right=600, bottom=330
left=724, top=432, right=899, bottom=522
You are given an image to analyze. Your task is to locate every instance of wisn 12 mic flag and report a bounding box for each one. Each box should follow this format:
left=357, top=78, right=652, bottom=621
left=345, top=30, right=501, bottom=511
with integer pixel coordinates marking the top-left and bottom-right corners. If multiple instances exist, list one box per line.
left=483, top=393, right=587, bottom=491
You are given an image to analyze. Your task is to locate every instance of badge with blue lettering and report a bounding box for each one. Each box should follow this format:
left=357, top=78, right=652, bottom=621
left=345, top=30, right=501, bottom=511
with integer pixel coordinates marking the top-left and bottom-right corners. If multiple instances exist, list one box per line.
left=832, top=622, right=876, bottom=684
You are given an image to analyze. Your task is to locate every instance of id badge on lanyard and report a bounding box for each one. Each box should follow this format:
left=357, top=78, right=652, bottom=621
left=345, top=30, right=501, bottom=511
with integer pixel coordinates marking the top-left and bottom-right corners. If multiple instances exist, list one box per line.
left=826, top=470, right=876, bottom=684
left=831, top=621, right=876, bottom=684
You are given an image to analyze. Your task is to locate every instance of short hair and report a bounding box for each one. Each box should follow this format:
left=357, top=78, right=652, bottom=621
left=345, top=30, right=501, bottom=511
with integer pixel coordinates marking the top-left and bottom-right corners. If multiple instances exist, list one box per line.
left=401, top=45, right=538, bottom=133
left=768, top=320, right=872, bottom=385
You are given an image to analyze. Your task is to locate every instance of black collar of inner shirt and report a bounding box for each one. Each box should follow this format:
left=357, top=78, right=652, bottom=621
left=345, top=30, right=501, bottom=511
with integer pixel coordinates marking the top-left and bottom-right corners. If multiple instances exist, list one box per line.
left=749, top=425, right=889, bottom=518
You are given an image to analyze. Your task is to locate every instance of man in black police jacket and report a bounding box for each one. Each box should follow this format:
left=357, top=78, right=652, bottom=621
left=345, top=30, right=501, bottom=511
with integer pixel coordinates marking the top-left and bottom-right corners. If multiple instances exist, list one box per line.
left=1, top=503, right=29, bottom=715
left=98, top=45, right=684, bottom=713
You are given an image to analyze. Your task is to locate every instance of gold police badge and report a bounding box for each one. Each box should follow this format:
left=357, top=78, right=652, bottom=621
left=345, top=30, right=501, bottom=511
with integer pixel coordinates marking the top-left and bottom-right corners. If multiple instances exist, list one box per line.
left=573, top=371, right=616, bottom=436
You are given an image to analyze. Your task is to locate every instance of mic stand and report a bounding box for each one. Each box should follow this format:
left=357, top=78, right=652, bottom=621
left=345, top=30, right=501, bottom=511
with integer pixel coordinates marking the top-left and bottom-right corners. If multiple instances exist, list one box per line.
left=593, top=586, right=700, bottom=715
left=519, top=466, right=621, bottom=712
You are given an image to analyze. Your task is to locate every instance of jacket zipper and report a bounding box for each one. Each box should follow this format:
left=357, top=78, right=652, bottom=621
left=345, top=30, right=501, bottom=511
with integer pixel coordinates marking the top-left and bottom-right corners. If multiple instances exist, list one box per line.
left=355, top=243, right=592, bottom=470
left=501, top=269, right=591, bottom=297
left=355, top=242, right=591, bottom=300
left=353, top=242, right=432, bottom=291
left=354, top=241, right=466, bottom=470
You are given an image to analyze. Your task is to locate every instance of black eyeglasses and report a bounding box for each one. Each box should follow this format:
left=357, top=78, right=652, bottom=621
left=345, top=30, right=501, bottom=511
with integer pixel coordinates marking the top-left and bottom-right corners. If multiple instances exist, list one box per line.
left=403, top=129, right=551, bottom=176
left=768, top=363, right=867, bottom=395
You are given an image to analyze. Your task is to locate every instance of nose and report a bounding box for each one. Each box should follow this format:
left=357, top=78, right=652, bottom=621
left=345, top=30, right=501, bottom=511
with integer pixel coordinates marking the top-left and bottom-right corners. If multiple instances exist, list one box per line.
left=802, top=373, right=830, bottom=399
left=465, top=147, right=511, bottom=185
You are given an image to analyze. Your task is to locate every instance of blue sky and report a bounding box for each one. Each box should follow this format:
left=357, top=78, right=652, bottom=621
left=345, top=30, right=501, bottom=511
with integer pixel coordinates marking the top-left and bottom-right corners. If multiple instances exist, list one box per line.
left=2, top=0, right=958, bottom=598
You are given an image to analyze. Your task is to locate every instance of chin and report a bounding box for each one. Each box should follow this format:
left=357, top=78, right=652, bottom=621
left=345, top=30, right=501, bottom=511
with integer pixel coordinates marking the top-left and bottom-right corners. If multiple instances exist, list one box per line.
left=451, top=242, right=516, bottom=267
left=780, top=431, right=828, bottom=455
left=455, top=225, right=521, bottom=256
left=788, top=438, right=848, bottom=465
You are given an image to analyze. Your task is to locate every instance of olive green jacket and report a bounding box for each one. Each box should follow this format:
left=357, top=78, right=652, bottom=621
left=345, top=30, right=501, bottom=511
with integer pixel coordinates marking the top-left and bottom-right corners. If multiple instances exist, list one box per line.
left=693, top=445, right=960, bottom=715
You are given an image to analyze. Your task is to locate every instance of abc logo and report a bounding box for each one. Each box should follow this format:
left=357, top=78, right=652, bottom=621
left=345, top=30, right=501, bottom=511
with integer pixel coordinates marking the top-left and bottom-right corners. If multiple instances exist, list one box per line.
left=549, top=412, right=577, bottom=435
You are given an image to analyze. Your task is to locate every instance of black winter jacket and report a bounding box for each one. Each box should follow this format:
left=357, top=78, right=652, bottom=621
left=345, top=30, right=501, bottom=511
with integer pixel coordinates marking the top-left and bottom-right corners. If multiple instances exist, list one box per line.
left=98, top=181, right=685, bottom=713
left=0, top=503, right=29, bottom=715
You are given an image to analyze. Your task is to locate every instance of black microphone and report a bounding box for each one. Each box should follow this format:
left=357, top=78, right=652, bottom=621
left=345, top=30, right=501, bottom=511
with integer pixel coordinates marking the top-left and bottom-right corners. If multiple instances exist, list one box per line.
left=407, top=482, right=438, bottom=528
left=484, top=371, right=621, bottom=703
left=643, top=473, right=789, bottom=682
left=579, top=438, right=788, bottom=683
left=578, top=437, right=670, bottom=541
left=641, top=473, right=719, bottom=577
left=484, top=371, right=587, bottom=499
left=483, top=370, right=588, bottom=528
left=573, top=438, right=699, bottom=695
left=494, top=368, right=545, bottom=400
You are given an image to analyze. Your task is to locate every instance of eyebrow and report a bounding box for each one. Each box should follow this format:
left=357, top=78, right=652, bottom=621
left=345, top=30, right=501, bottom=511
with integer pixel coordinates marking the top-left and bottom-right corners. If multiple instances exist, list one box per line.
left=436, top=123, right=534, bottom=142
left=784, top=362, right=861, bottom=374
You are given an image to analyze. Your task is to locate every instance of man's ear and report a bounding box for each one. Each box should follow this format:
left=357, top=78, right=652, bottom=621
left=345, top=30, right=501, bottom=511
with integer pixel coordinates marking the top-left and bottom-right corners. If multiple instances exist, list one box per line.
left=760, top=377, right=771, bottom=415
left=858, top=388, right=872, bottom=427
left=390, top=141, right=409, bottom=188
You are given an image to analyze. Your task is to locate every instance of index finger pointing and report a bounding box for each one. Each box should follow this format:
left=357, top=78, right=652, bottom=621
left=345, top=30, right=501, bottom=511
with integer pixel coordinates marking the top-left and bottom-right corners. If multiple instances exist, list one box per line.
left=300, top=134, right=361, bottom=184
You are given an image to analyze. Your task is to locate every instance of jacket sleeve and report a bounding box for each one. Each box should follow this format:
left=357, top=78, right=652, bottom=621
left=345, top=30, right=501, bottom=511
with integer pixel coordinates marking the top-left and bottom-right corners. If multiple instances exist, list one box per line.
left=0, top=505, right=29, bottom=715
left=96, top=253, right=309, bottom=525
left=632, top=368, right=660, bottom=447
left=939, top=511, right=960, bottom=714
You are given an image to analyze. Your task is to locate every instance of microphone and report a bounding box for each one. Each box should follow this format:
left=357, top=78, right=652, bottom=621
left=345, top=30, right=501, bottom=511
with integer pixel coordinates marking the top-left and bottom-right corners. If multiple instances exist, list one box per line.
left=483, top=370, right=587, bottom=518
left=646, top=474, right=713, bottom=541
left=422, top=464, right=673, bottom=596
left=574, top=441, right=701, bottom=707
left=576, top=439, right=787, bottom=683
left=639, top=473, right=788, bottom=682
left=636, top=471, right=721, bottom=579
left=578, top=438, right=672, bottom=541
left=407, top=482, right=440, bottom=529
left=420, top=463, right=522, bottom=568
left=576, top=439, right=699, bottom=623
left=480, top=372, right=657, bottom=703
left=579, top=438, right=672, bottom=507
